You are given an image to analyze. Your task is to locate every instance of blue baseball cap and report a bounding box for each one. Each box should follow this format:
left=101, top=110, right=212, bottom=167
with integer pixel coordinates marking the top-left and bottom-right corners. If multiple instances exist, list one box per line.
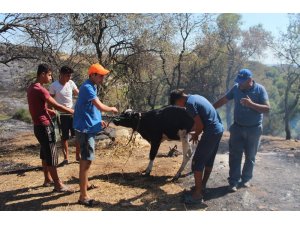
left=234, top=69, right=253, bottom=84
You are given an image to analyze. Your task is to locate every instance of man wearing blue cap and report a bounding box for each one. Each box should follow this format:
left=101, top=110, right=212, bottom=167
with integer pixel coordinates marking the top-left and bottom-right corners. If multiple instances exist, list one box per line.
left=214, top=69, right=270, bottom=192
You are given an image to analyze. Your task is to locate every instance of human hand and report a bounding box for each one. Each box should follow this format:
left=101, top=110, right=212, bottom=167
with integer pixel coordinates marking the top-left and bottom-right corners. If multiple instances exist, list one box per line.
left=110, top=107, right=118, bottom=113
left=47, top=109, right=56, bottom=117
left=189, top=132, right=199, bottom=145
left=240, top=95, right=253, bottom=107
left=101, top=120, right=108, bottom=128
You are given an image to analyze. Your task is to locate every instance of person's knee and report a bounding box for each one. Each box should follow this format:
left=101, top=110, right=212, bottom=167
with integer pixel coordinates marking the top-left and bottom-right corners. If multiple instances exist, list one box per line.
left=192, top=158, right=205, bottom=172
left=80, top=160, right=92, bottom=170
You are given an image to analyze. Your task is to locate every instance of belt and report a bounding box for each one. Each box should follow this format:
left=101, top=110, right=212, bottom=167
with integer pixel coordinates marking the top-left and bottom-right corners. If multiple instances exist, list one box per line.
left=234, top=122, right=261, bottom=128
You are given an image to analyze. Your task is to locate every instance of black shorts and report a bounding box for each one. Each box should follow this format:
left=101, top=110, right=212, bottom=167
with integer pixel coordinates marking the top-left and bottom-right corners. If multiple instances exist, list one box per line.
left=34, top=124, right=58, bottom=166
left=57, top=114, right=75, bottom=140
left=192, top=132, right=223, bottom=171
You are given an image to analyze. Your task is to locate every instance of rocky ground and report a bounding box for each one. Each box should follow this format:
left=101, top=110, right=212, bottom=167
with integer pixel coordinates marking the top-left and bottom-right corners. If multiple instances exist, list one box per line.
left=0, top=123, right=299, bottom=211
left=0, top=88, right=299, bottom=211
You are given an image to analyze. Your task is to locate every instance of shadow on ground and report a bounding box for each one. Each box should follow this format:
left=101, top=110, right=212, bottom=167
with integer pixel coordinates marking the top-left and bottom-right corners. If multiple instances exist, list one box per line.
left=0, top=172, right=211, bottom=211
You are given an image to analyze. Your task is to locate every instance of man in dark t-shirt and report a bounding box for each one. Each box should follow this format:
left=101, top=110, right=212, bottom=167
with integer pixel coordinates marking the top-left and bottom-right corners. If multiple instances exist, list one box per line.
left=214, top=69, right=270, bottom=192
left=27, top=64, right=74, bottom=192
left=170, top=89, right=224, bottom=204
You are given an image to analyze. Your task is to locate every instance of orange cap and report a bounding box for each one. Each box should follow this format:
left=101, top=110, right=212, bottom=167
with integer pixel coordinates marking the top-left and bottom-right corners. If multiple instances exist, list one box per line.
left=88, top=63, right=110, bottom=76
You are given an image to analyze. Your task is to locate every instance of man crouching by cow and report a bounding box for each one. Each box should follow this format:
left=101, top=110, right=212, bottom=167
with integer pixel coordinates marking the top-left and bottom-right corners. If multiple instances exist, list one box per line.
left=169, top=89, right=224, bottom=204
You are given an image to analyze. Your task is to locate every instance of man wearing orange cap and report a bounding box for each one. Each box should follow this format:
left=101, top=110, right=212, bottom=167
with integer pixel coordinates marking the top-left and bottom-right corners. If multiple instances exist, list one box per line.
left=73, top=63, right=118, bottom=206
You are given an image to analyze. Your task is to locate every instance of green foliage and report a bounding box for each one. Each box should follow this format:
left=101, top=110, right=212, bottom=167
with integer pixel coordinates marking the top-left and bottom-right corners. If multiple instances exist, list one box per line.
left=12, top=108, right=32, bottom=123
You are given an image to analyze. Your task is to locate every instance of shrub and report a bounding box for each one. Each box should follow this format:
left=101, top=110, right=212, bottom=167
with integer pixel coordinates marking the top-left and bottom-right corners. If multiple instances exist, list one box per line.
left=12, top=108, right=32, bottom=123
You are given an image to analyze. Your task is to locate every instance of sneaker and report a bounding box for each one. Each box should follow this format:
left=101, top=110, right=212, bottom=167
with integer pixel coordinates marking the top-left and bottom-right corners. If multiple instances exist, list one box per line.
left=228, top=185, right=238, bottom=192
left=241, top=181, right=251, bottom=188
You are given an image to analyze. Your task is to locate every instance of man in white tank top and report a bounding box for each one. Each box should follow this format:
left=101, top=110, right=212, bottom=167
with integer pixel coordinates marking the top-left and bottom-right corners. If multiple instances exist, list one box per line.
left=49, top=66, right=80, bottom=164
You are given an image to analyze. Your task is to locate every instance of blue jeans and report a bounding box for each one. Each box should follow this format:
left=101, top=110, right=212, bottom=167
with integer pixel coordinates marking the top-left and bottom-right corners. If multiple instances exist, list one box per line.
left=228, top=123, right=262, bottom=186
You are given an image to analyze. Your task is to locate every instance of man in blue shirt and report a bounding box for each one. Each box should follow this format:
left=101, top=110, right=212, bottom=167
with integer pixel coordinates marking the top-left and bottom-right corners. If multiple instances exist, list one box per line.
left=214, top=69, right=270, bottom=192
left=73, top=63, right=118, bottom=206
left=170, top=90, right=224, bottom=204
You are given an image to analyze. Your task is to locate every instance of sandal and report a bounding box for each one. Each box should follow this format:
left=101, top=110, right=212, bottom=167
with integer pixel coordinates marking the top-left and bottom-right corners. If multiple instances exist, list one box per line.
left=87, top=184, right=98, bottom=190
left=183, top=192, right=204, bottom=205
left=53, top=185, right=74, bottom=193
left=43, top=181, right=54, bottom=187
left=78, top=199, right=99, bottom=207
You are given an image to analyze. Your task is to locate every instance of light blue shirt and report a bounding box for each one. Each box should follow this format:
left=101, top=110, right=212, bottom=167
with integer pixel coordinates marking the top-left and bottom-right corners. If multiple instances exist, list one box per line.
left=226, top=81, right=269, bottom=126
left=186, top=95, right=224, bottom=135
left=73, top=79, right=102, bottom=133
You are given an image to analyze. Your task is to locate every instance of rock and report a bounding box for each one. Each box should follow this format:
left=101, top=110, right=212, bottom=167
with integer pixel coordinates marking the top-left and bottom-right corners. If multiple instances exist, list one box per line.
left=294, top=152, right=300, bottom=159
left=258, top=205, right=267, bottom=210
left=121, top=202, right=132, bottom=207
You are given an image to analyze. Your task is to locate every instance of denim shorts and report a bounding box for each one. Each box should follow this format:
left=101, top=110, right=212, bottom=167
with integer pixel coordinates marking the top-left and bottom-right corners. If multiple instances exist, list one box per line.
left=75, top=131, right=96, bottom=161
left=192, top=132, right=223, bottom=172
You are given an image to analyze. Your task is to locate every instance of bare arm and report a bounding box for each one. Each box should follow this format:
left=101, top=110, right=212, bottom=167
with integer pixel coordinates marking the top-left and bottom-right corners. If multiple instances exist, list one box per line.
left=190, top=115, right=204, bottom=144
left=47, top=94, right=55, bottom=110
left=46, top=96, right=74, bottom=114
left=91, top=98, right=118, bottom=113
left=240, top=96, right=270, bottom=114
left=73, top=88, right=79, bottom=96
left=213, top=96, right=229, bottom=109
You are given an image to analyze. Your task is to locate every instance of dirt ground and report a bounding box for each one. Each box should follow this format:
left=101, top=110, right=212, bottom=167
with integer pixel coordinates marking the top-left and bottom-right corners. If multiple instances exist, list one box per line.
left=0, top=125, right=300, bottom=211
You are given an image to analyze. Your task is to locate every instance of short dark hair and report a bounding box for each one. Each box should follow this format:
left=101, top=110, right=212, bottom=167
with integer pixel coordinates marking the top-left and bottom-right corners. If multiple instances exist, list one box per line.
left=37, top=64, right=52, bottom=76
left=60, top=66, right=74, bottom=75
left=169, top=89, right=185, bottom=105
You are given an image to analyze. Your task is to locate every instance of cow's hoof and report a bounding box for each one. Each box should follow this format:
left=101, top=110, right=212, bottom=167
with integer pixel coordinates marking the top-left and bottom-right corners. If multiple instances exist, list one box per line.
left=141, top=171, right=151, bottom=177
left=171, top=175, right=180, bottom=182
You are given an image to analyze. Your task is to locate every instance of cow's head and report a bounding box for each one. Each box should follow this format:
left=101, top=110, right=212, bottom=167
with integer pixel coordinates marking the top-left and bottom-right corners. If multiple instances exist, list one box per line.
left=113, top=109, right=140, bottom=129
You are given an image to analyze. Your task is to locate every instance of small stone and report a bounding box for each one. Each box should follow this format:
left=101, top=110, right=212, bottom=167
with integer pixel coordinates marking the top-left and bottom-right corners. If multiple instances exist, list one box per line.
left=258, top=205, right=267, bottom=210
left=121, top=202, right=132, bottom=207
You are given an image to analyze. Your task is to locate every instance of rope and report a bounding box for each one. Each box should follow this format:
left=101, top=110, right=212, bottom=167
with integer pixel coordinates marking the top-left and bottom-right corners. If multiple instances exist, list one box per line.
left=125, top=113, right=141, bottom=146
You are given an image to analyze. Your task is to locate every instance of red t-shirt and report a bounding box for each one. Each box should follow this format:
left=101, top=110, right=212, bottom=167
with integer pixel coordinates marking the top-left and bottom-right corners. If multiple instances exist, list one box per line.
left=27, top=83, right=52, bottom=126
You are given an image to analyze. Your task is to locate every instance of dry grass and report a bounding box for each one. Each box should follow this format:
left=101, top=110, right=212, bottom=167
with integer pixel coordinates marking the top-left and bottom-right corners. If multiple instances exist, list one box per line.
left=0, top=127, right=299, bottom=211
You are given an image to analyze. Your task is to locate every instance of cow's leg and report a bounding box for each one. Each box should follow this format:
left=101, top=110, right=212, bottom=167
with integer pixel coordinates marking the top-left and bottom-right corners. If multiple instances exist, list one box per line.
left=173, top=130, right=193, bottom=180
left=144, top=140, right=161, bottom=176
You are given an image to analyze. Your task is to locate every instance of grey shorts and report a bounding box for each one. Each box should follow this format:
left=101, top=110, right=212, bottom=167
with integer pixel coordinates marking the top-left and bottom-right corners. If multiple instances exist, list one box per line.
left=75, top=131, right=96, bottom=161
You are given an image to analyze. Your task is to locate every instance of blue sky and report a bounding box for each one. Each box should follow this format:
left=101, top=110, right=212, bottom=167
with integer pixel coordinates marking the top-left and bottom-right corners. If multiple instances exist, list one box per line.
left=241, top=13, right=289, bottom=38
left=241, top=13, right=290, bottom=64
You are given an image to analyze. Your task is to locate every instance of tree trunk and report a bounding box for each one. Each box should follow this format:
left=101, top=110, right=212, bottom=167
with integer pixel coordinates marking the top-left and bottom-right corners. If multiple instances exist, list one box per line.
left=225, top=53, right=234, bottom=130
left=226, top=101, right=233, bottom=130
left=284, top=82, right=292, bottom=140
left=285, top=116, right=292, bottom=140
